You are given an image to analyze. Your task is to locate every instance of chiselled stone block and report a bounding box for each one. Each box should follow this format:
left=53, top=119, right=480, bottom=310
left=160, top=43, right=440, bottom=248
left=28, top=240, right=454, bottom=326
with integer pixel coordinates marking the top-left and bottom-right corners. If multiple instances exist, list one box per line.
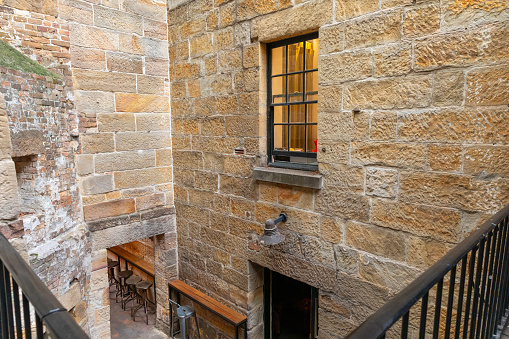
left=0, top=160, right=20, bottom=220
left=10, top=130, right=45, bottom=157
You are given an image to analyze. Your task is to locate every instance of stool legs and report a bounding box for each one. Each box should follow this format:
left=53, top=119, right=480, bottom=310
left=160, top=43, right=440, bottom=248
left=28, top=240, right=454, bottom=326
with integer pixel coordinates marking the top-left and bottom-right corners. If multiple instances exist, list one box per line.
left=179, top=318, right=186, bottom=339
left=194, top=313, right=200, bottom=338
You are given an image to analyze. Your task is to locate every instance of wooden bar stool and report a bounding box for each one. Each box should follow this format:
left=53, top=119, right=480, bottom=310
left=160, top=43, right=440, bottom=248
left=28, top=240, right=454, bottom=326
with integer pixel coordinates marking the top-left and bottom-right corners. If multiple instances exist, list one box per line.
left=123, top=275, right=142, bottom=311
left=133, top=280, right=153, bottom=325
left=116, top=270, right=133, bottom=304
left=107, top=260, right=119, bottom=288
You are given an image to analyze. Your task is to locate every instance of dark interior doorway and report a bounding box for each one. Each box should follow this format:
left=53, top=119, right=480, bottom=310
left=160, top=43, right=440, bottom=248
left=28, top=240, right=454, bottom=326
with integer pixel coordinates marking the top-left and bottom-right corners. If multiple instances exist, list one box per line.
left=264, top=269, right=318, bottom=339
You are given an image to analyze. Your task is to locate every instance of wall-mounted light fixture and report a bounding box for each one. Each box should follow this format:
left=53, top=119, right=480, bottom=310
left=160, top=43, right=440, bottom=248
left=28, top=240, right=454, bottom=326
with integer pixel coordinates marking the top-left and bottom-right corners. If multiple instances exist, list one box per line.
left=259, top=213, right=287, bottom=246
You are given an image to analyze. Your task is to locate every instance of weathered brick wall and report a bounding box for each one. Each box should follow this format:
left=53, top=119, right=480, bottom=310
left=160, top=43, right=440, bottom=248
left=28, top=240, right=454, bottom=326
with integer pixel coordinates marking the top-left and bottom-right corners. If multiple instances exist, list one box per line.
left=169, top=0, right=508, bottom=337
left=0, top=4, right=90, bottom=332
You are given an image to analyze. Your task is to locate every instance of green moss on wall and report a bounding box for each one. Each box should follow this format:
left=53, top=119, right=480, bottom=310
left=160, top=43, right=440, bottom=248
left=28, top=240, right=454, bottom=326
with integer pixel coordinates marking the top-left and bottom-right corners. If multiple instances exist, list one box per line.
left=0, top=39, right=59, bottom=79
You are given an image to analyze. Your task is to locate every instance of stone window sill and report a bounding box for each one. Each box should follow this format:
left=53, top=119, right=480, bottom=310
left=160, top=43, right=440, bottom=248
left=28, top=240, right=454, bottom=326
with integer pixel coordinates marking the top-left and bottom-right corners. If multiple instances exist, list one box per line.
left=252, top=166, right=323, bottom=189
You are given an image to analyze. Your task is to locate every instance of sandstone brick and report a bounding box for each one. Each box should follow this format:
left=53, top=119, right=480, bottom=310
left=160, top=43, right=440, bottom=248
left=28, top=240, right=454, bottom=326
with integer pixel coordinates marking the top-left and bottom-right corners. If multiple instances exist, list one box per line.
left=73, top=69, right=136, bottom=93
left=173, top=62, right=201, bottom=81
left=3, top=0, right=57, bottom=15
left=433, top=70, right=465, bottom=107
left=81, top=174, right=114, bottom=195
left=114, top=167, right=173, bottom=189
left=466, top=66, right=509, bottom=106
left=441, top=0, right=508, bottom=30
left=345, top=10, right=401, bottom=49
left=0, top=160, right=20, bottom=220
left=75, top=91, right=115, bottom=114
left=317, top=141, right=349, bottom=165
left=70, top=46, right=106, bottom=71
left=83, top=199, right=135, bottom=221
left=81, top=133, right=114, bottom=154
left=371, top=199, right=462, bottom=241
left=145, top=57, right=169, bottom=77
left=373, top=43, right=411, bottom=78
left=115, top=93, right=169, bottom=113
left=179, top=18, right=206, bottom=40
left=403, top=4, right=440, bottom=38
left=407, top=236, right=451, bottom=269
left=195, top=171, right=218, bottom=191
left=319, top=163, right=364, bottom=193
left=94, top=5, right=143, bottom=34
left=318, top=24, right=344, bottom=55
left=182, top=118, right=200, bottom=135
left=223, top=156, right=253, bottom=177
left=366, top=167, right=397, bottom=198
left=398, top=107, right=509, bottom=144
left=370, top=111, right=396, bottom=141
left=251, top=0, right=333, bottom=42
left=206, top=9, right=219, bottom=31
left=316, top=189, right=370, bottom=222
left=319, top=50, right=371, bottom=84
left=190, top=33, right=213, bottom=58
left=414, top=23, right=509, bottom=71
left=237, top=0, right=277, bottom=21
left=136, top=113, right=171, bottom=131
left=95, top=150, right=156, bottom=173
left=336, top=0, right=378, bottom=21
left=277, top=185, right=314, bottom=210
left=115, top=131, right=172, bottom=151
left=464, top=147, right=509, bottom=177
left=70, top=23, right=118, bottom=50
left=220, top=175, right=257, bottom=200
left=231, top=199, right=255, bottom=220
left=243, top=44, right=259, bottom=68
left=317, top=85, right=342, bottom=113
left=205, top=55, right=218, bottom=75
left=77, top=154, right=94, bottom=176
left=428, top=145, right=462, bottom=172
left=346, top=222, right=405, bottom=260
left=344, top=75, right=432, bottom=110
left=301, top=236, right=335, bottom=268
left=137, top=75, right=165, bottom=95
left=201, top=227, right=236, bottom=253
left=187, top=79, right=201, bottom=98
left=120, top=0, right=166, bottom=21
left=97, top=113, right=135, bottom=132
left=359, top=254, right=420, bottom=290
left=136, top=193, right=165, bottom=211
left=173, top=150, right=203, bottom=169
left=318, top=112, right=353, bottom=141
left=121, top=186, right=155, bottom=199
left=220, top=2, right=236, bottom=27
left=106, top=52, right=143, bottom=74
left=60, top=0, right=93, bottom=25
left=143, top=18, right=167, bottom=40
left=218, top=49, right=242, bottom=72
left=119, top=34, right=168, bottom=59
left=238, top=92, right=259, bottom=115
left=399, top=171, right=509, bottom=212
left=214, top=28, right=234, bottom=51
left=352, top=142, right=426, bottom=169
left=225, top=116, right=259, bottom=137
left=319, top=216, right=343, bottom=244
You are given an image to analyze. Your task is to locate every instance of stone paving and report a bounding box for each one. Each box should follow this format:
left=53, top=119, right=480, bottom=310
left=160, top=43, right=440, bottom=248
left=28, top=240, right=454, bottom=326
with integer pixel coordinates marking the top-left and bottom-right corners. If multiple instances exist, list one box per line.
left=110, top=286, right=168, bottom=339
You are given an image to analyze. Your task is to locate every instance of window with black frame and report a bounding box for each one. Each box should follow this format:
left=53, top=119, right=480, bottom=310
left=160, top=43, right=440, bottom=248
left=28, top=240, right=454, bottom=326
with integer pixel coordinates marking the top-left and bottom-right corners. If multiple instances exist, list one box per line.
left=267, top=33, right=318, bottom=171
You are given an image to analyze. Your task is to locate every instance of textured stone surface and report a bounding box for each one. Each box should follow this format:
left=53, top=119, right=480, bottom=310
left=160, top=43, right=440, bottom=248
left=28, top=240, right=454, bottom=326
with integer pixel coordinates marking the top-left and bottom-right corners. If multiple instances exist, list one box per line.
left=403, top=3, right=440, bottom=38
left=346, top=222, right=405, bottom=260
left=114, top=167, right=173, bottom=189
left=373, top=43, right=411, bottom=78
left=81, top=174, right=114, bottom=195
left=10, top=130, right=45, bottom=157
left=319, top=50, right=372, bottom=84
left=345, top=10, right=401, bottom=49
left=365, top=168, right=398, bottom=198
left=466, top=66, right=509, bottom=106
left=336, top=0, right=378, bottom=21
left=352, top=142, right=426, bottom=169
left=0, top=160, right=20, bottom=220
left=344, top=76, right=432, bottom=110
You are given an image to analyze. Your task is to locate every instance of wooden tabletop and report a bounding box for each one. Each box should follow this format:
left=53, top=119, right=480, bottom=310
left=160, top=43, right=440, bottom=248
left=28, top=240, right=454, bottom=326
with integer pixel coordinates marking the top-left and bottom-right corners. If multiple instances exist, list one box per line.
left=169, top=279, right=247, bottom=326
left=108, top=246, right=155, bottom=276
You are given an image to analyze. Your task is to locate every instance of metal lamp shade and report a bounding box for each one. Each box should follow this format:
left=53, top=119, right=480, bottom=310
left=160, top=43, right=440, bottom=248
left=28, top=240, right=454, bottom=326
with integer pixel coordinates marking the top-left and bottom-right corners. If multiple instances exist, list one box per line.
left=259, top=214, right=287, bottom=246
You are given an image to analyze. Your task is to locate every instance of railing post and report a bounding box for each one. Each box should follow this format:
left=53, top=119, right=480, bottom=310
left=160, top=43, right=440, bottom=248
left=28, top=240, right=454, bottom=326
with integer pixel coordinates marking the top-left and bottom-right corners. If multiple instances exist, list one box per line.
left=0, top=261, right=9, bottom=339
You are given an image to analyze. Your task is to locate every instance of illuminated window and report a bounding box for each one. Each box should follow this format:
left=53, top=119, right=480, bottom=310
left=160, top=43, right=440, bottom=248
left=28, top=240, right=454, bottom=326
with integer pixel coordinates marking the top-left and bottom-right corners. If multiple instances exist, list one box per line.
left=267, top=33, right=318, bottom=170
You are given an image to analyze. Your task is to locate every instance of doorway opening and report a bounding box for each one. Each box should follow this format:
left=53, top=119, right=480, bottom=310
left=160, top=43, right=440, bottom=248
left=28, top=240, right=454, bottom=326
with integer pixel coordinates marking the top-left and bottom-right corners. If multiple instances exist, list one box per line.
left=264, top=268, right=318, bottom=339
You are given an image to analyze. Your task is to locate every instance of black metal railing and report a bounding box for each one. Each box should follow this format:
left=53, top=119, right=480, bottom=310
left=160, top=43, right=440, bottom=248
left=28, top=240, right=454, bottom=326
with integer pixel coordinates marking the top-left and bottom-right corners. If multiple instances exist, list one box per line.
left=0, top=232, right=89, bottom=339
left=346, top=204, right=509, bottom=339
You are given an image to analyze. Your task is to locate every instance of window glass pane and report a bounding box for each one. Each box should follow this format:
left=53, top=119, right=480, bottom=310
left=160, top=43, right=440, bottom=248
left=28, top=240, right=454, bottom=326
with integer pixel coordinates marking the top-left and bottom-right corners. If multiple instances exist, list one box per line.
left=290, top=125, right=305, bottom=151
left=274, top=125, right=288, bottom=151
left=307, top=125, right=317, bottom=152
left=274, top=106, right=288, bottom=123
left=272, top=76, right=286, bottom=104
left=289, top=105, right=305, bottom=123
left=305, top=39, right=319, bottom=70
left=307, top=103, right=317, bottom=123
left=305, top=71, right=318, bottom=101
left=288, top=42, right=303, bottom=73
left=271, top=46, right=286, bottom=75
left=287, top=74, right=303, bottom=102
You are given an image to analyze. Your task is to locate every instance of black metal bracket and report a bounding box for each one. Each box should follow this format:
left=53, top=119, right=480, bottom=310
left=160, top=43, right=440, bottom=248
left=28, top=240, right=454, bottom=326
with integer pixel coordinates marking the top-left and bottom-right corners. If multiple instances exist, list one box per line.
left=41, top=307, right=67, bottom=320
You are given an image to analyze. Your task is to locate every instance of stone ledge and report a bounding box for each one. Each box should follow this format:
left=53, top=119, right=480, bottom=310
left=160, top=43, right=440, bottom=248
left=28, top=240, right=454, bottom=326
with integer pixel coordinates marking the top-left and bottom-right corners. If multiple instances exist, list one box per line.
left=253, top=167, right=323, bottom=189
left=87, top=206, right=175, bottom=232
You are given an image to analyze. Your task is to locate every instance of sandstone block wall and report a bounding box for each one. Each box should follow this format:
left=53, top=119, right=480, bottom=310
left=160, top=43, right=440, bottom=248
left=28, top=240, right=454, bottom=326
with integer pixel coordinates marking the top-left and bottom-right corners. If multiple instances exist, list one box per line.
left=169, top=0, right=508, bottom=337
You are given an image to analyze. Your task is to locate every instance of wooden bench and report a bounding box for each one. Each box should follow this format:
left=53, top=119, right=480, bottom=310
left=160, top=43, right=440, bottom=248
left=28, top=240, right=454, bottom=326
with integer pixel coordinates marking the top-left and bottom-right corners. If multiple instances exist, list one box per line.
left=108, top=246, right=156, bottom=303
left=169, top=279, right=247, bottom=339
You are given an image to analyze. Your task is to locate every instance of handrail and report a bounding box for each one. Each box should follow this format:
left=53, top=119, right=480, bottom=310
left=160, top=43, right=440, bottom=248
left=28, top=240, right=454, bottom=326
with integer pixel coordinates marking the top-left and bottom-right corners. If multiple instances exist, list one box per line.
left=0, top=232, right=89, bottom=338
left=345, top=204, right=509, bottom=339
